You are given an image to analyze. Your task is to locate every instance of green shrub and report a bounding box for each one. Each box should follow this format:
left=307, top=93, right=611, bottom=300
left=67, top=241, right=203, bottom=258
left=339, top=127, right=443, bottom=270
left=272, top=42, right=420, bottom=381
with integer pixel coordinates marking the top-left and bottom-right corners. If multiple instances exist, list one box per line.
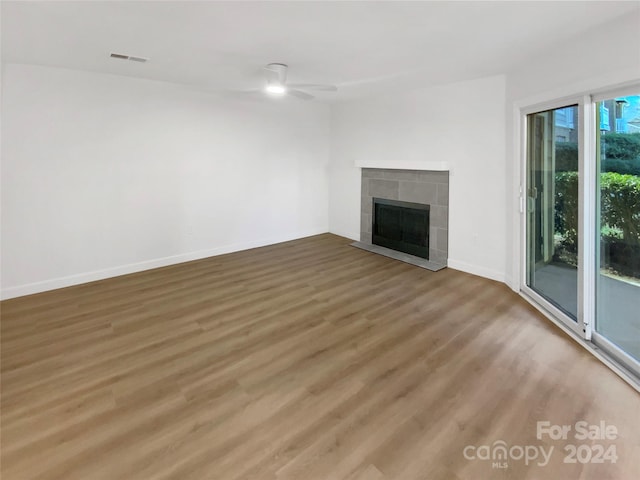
left=555, top=172, right=640, bottom=246
left=600, top=172, right=640, bottom=246
left=555, top=142, right=578, bottom=172
left=555, top=133, right=640, bottom=174
left=554, top=171, right=579, bottom=249
left=601, top=241, right=640, bottom=278
left=554, top=172, right=640, bottom=274
left=601, top=132, right=640, bottom=161
left=601, top=157, right=640, bottom=176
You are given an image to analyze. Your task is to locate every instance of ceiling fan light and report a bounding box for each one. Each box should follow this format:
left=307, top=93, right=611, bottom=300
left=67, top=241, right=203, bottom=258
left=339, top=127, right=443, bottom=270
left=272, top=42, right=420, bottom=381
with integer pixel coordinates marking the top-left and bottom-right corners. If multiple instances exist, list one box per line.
left=265, top=84, right=286, bottom=95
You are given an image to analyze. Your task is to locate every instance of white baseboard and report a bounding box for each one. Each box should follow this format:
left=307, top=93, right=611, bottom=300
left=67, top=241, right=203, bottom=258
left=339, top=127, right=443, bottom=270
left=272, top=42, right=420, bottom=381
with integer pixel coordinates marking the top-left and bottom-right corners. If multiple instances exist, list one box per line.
left=503, top=274, right=519, bottom=292
left=328, top=228, right=360, bottom=241
left=447, top=258, right=506, bottom=283
left=1, top=228, right=328, bottom=300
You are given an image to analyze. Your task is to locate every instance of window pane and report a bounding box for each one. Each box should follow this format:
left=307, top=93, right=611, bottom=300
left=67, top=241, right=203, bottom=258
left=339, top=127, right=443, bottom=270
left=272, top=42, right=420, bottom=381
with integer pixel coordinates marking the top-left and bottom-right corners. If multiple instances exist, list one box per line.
left=595, top=94, right=640, bottom=361
left=526, top=106, right=579, bottom=319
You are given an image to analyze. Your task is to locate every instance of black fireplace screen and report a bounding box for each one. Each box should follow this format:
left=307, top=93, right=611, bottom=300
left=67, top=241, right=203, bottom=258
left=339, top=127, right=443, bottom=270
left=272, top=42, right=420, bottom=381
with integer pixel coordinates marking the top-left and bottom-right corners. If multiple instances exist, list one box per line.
left=372, top=198, right=430, bottom=259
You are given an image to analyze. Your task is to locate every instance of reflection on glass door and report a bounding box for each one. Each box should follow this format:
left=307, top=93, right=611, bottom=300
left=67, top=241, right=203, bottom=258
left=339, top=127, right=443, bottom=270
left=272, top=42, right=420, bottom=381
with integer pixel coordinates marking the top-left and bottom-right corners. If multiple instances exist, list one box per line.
left=526, top=106, right=579, bottom=320
left=595, top=94, right=640, bottom=363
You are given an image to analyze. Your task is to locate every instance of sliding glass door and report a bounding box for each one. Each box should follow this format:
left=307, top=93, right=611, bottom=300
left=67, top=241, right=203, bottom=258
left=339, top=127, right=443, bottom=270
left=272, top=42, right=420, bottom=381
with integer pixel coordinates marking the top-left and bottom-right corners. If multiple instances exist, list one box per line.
left=526, top=105, right=579, bottom=322
left=524, top=90, right=640, bottom=376
left=594, top=94, right=640, bottom=365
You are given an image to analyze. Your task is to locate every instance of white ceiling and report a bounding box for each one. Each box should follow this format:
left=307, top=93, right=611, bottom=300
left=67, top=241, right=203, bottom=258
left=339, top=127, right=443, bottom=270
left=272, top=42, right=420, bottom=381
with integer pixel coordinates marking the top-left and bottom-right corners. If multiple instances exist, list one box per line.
left=2, top=1, right=638, bottom=101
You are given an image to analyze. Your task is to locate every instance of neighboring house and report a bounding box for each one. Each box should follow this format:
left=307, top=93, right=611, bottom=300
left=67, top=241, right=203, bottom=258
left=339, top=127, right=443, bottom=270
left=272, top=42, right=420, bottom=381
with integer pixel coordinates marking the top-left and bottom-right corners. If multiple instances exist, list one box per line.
left=626, top=117, right=640, bottom=133
left=555, top=106, right=577, bottom=142
left=599, top=96, right=640, bottom=133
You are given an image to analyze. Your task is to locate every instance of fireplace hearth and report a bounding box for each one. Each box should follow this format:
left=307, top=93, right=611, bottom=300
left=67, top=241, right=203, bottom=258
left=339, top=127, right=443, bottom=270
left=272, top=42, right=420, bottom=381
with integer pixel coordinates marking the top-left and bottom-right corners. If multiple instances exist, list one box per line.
left=352, top=167, right=448, bottom=271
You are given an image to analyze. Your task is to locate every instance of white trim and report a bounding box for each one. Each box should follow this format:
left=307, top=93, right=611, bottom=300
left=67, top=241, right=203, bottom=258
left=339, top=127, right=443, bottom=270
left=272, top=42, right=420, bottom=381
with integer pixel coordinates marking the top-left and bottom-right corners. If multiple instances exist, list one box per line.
left=580, top=96, right=596, bottom=341
left=447, top=258, right=505, bottom=283
left=592, top=332, right=640, bottom=378
left=592, top=83, right=640, bottom=102
left=519, top=96, right=581, bottom=117
left=510, top=103, right=524, bottom=293
left=520, top=98, right=585, bottom=337
left=520, top=291, right=640, bottom=394
left=0, top=228, right=328, bottom=300
left=329, top=228, right=360, bottom=242
left=522, top=284, right=582, bottom=337
left=513, top=76, right=640, bottom=382
left=511, top=77, right=640, bottom=318
left=504, top=273, right=516, bottom=292
left=512, top=68, right=640, bottom=113
left=518, top=105, right=527, bottom=292
left=591, top=85, right=640, bottom=378
left=354, top=160, right=449, bottom=171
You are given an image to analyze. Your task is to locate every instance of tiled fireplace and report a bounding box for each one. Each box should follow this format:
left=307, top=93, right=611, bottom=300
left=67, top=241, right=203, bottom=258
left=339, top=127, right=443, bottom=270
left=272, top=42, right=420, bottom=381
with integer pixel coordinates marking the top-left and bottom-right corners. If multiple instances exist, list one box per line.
left=357, top=167, right=449, bottom=269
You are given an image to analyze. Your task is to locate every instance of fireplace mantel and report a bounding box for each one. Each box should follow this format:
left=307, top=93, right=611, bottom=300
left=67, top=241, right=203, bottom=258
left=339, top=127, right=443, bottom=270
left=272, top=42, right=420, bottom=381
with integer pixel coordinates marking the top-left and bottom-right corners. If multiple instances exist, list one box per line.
left=354, top=160, right=449, bottom=171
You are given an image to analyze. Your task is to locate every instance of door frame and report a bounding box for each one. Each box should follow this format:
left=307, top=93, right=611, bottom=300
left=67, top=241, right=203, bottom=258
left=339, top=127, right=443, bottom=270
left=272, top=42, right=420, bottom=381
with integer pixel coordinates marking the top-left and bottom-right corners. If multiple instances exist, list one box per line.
left=514, top=82, right=640, bottom=384
left=590, top=85, right=640, bottom=376
left=519, top=95, right=590, bottom=338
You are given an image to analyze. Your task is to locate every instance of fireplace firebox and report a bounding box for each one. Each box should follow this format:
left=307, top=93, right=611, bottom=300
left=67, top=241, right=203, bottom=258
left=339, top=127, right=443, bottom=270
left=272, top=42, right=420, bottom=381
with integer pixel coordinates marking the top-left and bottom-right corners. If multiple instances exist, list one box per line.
left=372, top=198, right=430, bottom=259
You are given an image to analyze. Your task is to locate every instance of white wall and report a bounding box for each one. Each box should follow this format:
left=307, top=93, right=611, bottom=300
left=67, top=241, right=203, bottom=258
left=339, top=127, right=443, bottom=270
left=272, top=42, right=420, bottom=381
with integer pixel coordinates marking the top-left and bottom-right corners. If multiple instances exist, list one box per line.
left=1, top=64, right=330, bottom=298
left=5, top=11, right=635, bottom=299
left=329, top=75, right=507, bottom=281
left=504, top=11, right=640, bottom=290
left=506, top=13, right=640, bottom=104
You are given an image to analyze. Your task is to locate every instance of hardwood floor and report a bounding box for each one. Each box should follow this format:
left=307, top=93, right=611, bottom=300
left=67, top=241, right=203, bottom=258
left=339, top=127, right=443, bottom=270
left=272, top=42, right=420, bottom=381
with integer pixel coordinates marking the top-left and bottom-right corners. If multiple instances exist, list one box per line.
left=1, top=233, right=639, bottom=479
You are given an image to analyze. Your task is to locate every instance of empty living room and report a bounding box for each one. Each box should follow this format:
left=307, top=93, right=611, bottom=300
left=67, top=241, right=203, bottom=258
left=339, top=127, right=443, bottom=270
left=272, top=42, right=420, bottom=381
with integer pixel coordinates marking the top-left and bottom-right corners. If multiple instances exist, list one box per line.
left=2, top=1, right=640, bottom=479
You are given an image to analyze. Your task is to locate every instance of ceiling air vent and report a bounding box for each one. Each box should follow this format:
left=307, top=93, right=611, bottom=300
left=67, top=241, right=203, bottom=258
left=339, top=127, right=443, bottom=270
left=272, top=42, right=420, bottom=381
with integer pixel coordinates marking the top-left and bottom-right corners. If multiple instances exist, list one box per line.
left=110, top=53, right=148, bottom=63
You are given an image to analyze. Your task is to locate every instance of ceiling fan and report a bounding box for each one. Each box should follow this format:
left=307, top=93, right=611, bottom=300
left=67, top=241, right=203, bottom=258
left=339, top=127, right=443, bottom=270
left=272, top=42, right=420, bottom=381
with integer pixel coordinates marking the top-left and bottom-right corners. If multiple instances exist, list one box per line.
left=256, top=63, right=338, bottom=100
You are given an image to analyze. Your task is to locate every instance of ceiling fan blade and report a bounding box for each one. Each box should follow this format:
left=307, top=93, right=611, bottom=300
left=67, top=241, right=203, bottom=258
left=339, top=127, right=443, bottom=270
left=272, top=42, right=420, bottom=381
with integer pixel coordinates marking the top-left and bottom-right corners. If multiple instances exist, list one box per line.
left=226, top=89, right=262, bottom=95
left=288, top=83, right=338, bottom=92
left=221, top=89, right=270, bottom=101
left=287, top=89, right=315, bottom=100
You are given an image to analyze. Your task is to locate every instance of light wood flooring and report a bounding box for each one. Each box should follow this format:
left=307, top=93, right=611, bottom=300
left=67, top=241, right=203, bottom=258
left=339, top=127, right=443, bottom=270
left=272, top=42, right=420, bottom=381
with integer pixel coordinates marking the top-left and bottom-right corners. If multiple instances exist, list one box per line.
left=1, top=233, right=639, bottom=479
